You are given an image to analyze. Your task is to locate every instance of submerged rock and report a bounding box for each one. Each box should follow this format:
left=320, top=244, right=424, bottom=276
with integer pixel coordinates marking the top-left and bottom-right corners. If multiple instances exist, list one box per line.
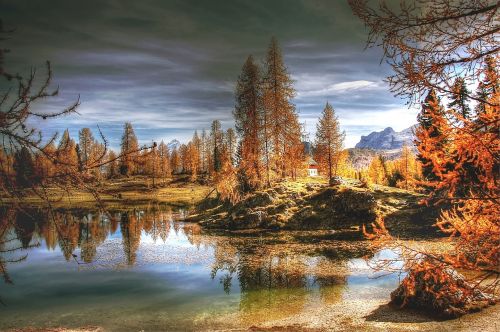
left=390, top=261, right=497, bottom=318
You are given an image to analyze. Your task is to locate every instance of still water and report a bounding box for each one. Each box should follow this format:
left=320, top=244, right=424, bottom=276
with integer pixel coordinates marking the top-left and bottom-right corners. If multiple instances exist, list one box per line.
left=0, top=205, right=399, bottom=331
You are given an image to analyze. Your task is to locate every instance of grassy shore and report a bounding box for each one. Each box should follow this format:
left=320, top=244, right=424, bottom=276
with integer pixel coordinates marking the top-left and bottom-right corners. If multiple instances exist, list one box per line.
left=4, top=175, right=213, bottom=208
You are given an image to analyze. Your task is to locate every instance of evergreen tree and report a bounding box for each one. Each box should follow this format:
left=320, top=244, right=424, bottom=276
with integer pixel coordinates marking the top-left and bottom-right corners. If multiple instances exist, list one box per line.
left=120, top=122, right=139, bottom=176
left=106, top=150, right=119, bottom=178
left=200, top=129, right=208, bottom=173
left=210, top=120, right=223, bottom=173
left=179, top=144, right=188, bottom=173
left=13, top=147, right=36, bottom=188
left=314, top=102, right=345, bottom=180
left=57, top=129, right=78, bottom=172
left=262, top=37, right=299, bottom=180
left=192, top=131, right=202, bottom=175
left=367, top=155, right=387, bottom=185
left=234, top=55, right=263, bottom=190
left=158, top=140, right=171, bottom=182
left=448, top=77, right=471, bottom=120
left=225, top=128, right=236, bottom=166
left=481, top=55, right=499, bottom=97
left=35, top=142, right=56, bottom=180
left=415, top=89, right=449, bottom=182
left=78, top=128, right=95, bottom=169
left=475, top=56, right=499, bottom=125
left=170, top=146, right=180, bottom=174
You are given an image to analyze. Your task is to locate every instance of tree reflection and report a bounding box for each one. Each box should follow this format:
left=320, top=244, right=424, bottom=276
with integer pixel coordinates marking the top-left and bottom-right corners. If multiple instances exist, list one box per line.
left=0, top=203, right=372, bottom=325
left=120, top=211, right=141, bottom=265
left=208, top=234, right=363, bottom=324
left=0, top=208, right=40, bottom=290
left=0, top=204, right=192, bottom=283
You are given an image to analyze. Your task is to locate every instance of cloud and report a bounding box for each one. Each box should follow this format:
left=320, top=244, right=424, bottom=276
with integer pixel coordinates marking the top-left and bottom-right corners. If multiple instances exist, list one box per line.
left=296, top=78, right=382, bottom=97
left=2, top=0, right=413, bottom=150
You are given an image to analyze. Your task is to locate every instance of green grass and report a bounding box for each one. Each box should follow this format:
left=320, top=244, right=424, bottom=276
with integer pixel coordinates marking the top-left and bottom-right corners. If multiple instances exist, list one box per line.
left=5, top=175, right=213, bottom=208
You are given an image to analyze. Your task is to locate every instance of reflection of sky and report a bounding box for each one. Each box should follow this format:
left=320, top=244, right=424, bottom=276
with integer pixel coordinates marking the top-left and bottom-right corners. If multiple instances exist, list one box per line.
left=0, top=218, right=399, bottom=330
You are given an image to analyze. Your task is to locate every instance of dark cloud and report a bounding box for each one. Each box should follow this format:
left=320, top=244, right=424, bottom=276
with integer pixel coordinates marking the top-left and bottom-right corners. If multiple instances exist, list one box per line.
left=1, top=0, right=416, bottom=148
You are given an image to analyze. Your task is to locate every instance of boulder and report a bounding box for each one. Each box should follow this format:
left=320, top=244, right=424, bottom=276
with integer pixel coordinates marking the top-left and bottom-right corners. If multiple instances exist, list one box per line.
left=329, top=176, right=343, bottom=186
left=244, top=210, right=267, bottom=228
left=248, top=192, right=275, bottom=207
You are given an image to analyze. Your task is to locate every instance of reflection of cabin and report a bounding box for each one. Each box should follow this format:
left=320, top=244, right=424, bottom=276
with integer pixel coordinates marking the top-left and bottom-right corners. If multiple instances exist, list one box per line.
left=307, top=157, right=318, bottom=177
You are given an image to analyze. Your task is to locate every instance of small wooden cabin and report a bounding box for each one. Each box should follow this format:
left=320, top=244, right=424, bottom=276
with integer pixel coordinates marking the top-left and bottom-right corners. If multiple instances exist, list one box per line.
left=307, top=158, right=318, bottom=177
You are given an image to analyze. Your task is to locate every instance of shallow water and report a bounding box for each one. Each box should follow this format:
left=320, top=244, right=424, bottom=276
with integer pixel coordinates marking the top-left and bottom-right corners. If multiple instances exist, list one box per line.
left=0, top=205, right=401, bottom=331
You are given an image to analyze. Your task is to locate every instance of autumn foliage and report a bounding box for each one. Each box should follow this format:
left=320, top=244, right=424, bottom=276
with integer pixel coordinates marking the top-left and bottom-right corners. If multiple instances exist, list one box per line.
left=351, top=0, right=499, bottom=314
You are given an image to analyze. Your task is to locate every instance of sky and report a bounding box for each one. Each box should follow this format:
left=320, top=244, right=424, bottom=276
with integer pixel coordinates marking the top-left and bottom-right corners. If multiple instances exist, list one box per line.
left=1, top=0, right=418, bottom=149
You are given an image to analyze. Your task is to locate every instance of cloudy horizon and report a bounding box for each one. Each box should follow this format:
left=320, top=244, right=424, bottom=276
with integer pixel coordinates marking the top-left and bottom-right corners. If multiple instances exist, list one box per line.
left=1, top=0, right=418, bottom=150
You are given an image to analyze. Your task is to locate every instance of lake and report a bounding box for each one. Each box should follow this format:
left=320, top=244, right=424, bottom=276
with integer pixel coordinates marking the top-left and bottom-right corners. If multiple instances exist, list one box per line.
left=0, top=205, right=401, bottom=331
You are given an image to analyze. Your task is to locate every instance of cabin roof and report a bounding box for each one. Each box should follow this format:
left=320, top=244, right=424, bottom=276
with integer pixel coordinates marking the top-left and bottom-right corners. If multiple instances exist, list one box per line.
left=307, top=156, right=318, bottom=166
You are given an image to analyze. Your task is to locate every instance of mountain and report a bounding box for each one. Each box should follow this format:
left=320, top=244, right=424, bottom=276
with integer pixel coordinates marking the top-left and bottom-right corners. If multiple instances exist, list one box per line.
left=355, top=125, right=416, bottom=150
left=167, top=139, right=181, bottom=151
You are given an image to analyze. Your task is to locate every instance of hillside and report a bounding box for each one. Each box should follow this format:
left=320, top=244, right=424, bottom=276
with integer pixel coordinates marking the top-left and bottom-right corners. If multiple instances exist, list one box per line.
left=190, top=178, right=439, bottom=238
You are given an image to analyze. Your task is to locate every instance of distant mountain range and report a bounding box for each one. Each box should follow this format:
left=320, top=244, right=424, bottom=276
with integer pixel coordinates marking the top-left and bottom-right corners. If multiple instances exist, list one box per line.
left=167, top=139, right=181, bottom=151
left=355, top=126, right=416, bottom=150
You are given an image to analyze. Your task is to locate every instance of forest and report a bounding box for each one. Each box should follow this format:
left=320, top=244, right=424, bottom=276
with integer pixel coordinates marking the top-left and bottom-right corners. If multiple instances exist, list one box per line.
left=0, top=0, right=498, bottom=331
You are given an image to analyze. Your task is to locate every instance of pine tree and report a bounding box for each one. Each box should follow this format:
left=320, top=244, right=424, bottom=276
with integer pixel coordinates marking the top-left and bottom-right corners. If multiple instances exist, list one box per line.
left=475, top=56, right=499, bottom=127
left=158, top=140, right=171, bottom=183
left=35, top=142, right=56, bottom=180
left=397, top=145, right=419, bottom=190
left=368, top=155, right=387, bottom=185
left=314, top=102, right=345, bottom=180
left=200, top=129, right=208, bottom=174
left=179, top=144, right=188, bottom=173
left=106, top=150, right=119, bottom=178
left=210, top=120, right=223, bottom=173
left=415, top=89, right=449, bottom=182
left=186, top=141, right=199, bottom=181
left=285, top=120, right=305, bottom=180
left=225, top=128, right=236, bottom=166
left=78, top=128, right=95, bottom=169
left=13, top=147, right=36, bottom=188
left=120, top=122, right=139, bottom=176
left=448, top=77, right=471, bottom=120
left=234, top=55, right=263, bottom=191
left=170, top=146, right=180, bottom=175
left=57, top=129, right=78, bottom=172
left=482, top=56, right=499, bottom=97
left=214, top=141, right=239, bottom=203
left=192, top=131, right=202, bottom=175
left=262, top=37, right=298, bottom=180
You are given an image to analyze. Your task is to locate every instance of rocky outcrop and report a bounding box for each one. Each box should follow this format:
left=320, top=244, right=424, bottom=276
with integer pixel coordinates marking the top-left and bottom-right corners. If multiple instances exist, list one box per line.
left=198, top=180, right=391, bottom=231
left=355, top=126, right=416, bottom=150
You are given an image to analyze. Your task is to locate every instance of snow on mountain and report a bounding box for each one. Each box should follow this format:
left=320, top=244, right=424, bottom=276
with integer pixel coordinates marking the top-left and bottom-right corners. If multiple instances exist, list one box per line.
left=167, top=139, right=181, bottom=151
left=355, top=125, right=416, bottom=150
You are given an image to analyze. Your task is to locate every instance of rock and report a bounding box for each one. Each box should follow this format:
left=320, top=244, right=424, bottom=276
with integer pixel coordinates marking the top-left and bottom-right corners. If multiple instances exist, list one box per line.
left=274, top=185, right=286, bottom=194
left=249, top=192, right=275, bottom=207
left=245, top=210, right=267, bottom=228
left=331, top=189, right=377, bottom=218
left=305, top=183, right=321, bottom=192
left=329, top=176, right=343, bottom=186
left=390, top=261, right=497, bottom=318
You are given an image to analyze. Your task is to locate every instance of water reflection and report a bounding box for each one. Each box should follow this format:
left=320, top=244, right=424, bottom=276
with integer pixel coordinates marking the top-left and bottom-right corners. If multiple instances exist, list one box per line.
left=0, top=205, right=384, bottom=330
